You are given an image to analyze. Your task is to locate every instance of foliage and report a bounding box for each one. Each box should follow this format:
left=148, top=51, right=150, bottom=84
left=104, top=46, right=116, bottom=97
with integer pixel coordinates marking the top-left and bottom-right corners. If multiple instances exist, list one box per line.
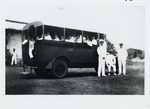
left=106, top=39, right=117, bottom=56
left=105, top=39, right=144, bottom=60
left=127, top=48, right=145, bottom=60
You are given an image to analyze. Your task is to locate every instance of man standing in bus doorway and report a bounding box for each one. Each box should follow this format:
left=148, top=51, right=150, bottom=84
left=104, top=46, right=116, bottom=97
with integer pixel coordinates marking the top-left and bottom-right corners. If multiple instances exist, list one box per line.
left=97, top=39, right=107, bottom=77
left=117, top=43, right=128, bottom=75
left=11, top=48, right=17, bottom=66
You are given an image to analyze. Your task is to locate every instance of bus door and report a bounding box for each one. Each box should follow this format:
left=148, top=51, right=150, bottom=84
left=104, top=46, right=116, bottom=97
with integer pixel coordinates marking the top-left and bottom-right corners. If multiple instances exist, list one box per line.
left=22, top=25, right=36, bottom=66
left=22, top=30, right=30, bottom=65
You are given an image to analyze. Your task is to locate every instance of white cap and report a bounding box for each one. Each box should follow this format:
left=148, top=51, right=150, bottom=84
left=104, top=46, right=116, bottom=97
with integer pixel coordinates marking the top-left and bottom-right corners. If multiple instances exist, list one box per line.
left=107, top=53, right=110, bottom=55
left=99, top=39, right=104, bottom=43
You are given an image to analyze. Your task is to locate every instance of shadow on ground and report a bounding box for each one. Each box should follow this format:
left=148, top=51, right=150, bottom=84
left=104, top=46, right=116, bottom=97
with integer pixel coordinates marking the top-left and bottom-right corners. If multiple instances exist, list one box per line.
left=22, top=72, right=97, bottom=79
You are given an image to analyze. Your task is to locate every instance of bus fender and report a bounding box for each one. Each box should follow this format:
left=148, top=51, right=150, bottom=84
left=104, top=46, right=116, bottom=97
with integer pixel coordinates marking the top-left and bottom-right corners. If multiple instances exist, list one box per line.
left=45, top=56, right=71, bottom=69
left=45, top=62, right=52, bottom=69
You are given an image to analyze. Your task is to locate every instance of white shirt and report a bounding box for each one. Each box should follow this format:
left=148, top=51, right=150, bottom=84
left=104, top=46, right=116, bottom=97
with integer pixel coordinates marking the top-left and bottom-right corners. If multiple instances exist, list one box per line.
left=117, top=48, right=128, bottom=60
left=97, top=45, right=107, bottom=58
left=86, top=40, right=92, bottom=47
left=92, top=39, right=97, bottom=45
left=77, top=35, right=82, bottom=43
left=12, top=51, right=17, bottom=58
left=106, top=54, right=116, bottom=65
left=29, top=40, right=35, bottom=50
left=54, top=37, right=59, bottom=41
left=45, top=35, right=52, bottom=40
left=22, top=39, right=28, bottom=45
left=69, top=36, right=76, bottom=42
left=83, top=37, right=86, bottom=42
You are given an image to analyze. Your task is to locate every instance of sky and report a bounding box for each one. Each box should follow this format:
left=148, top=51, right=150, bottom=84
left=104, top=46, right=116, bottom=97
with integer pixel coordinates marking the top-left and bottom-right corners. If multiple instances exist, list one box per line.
left=5, top=5, right=145, bottom=50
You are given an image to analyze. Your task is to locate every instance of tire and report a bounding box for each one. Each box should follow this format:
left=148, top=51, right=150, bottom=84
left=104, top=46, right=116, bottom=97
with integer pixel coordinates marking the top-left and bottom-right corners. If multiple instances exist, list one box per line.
left=19, top=60, right=24, bottom=67
left=34, top=68, right=50, bottom=77
left=52, top=59, right=68, bottom=78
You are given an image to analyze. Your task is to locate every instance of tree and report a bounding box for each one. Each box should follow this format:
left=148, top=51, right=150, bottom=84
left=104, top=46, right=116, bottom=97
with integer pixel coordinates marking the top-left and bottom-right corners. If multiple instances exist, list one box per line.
left=106, top=39, right=117, bottom=55
left=127, top=48, right=144, bottom=60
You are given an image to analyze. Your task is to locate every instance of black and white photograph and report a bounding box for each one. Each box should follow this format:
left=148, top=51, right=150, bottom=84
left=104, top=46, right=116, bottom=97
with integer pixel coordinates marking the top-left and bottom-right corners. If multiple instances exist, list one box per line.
left=5, top=5, right=145, bottom=95
left=1, top=0, right=150, bottom=109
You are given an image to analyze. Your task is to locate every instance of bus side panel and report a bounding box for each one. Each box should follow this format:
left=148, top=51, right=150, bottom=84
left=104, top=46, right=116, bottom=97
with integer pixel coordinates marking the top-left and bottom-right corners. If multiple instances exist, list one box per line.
left=34, top=40, right=98, bottom=69
left=71, top=43, right=97, bottom=68
left=22, top=42, right=30, bottom=65
left=34, top=41, right=45, bottom=68
left=34, top=40, right=74, bottom=69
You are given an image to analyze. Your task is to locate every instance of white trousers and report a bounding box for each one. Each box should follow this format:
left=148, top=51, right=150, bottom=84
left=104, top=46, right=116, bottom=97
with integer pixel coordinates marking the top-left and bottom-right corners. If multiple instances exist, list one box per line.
left=107, top=64, right=116, bottom=72
left=11, top=56, right=17, bottom=65
left=98, top=58, right=105, bottom=76
left=118, top=59, right=126, bottom=75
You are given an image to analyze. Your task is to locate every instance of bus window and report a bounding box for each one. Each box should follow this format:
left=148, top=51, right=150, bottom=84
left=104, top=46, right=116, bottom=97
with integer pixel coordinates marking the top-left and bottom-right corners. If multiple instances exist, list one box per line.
left=29, top=25, right=36, bottom=41
left=83, top=31, right=98, bottom=46
left=76, top=34, right=82, bottom=43
left=60, top=35, right=64, bottom=41
left=53, top=34, right=60, bottom=41
left=83, top=35, right=92, bottom=47
left=65, top=29, right=82, bottom=43
left=36, top=26, right=43, bottom=40
left=45, top=32, right=52, bottom=40
left=44, top=25, right=63, bottom=41
left=100, top=33, right=106, bottom=40
left=91, top=36, right=97, bottom=46
left=65, top=34, right=76, bottom=43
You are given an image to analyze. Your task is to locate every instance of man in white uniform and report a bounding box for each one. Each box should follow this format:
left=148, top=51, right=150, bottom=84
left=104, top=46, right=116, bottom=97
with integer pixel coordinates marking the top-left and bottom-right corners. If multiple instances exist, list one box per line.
left=117, top=43, right=128, bottom=75
left=106, top=51, right=116, bottom=74
left=11, top=48, right=17, bottom=65
left=97, top=39, right=107, bottom=77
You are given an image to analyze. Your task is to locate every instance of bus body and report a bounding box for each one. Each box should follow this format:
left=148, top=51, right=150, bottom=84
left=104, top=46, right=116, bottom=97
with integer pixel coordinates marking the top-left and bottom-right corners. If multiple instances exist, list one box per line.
left=22, top=21, right=106, bottom=78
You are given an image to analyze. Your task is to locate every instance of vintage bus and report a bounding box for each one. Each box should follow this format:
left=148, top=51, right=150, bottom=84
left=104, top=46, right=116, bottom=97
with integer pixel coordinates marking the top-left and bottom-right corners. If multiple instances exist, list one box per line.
left=22, top=21, right=106, bottom=78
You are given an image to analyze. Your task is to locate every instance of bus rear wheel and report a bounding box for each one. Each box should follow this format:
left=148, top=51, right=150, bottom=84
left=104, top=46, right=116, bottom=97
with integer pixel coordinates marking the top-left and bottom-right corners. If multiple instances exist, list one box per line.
left=34, top=68, right=50, bottom=77
left=52, top=59, right=68, bottom=78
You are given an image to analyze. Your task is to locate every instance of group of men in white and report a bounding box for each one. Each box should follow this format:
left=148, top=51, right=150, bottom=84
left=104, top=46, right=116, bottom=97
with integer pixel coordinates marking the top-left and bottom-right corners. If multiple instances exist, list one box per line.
left=97, top=39, right=128, bottom=77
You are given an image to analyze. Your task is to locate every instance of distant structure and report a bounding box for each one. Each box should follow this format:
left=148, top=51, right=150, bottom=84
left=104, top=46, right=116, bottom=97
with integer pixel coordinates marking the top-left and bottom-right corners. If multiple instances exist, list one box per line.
left=5, top=20, right=28, bottom=65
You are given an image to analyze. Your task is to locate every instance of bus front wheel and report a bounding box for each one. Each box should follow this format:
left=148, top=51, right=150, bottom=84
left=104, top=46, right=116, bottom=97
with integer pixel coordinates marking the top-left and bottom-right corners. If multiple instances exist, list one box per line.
left=52, top=59, right=68, bottom=78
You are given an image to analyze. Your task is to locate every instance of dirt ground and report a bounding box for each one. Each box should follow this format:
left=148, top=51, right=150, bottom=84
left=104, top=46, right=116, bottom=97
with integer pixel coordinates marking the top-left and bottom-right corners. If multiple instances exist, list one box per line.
left=6, top=62, right=144, bottom=95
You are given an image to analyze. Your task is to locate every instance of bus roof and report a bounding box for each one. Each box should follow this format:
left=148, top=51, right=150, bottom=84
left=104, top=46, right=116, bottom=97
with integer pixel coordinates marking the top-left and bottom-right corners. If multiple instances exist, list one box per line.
left=23, top=21, right=43, bottom=30
left=23, top=21, right=106, bottom=36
